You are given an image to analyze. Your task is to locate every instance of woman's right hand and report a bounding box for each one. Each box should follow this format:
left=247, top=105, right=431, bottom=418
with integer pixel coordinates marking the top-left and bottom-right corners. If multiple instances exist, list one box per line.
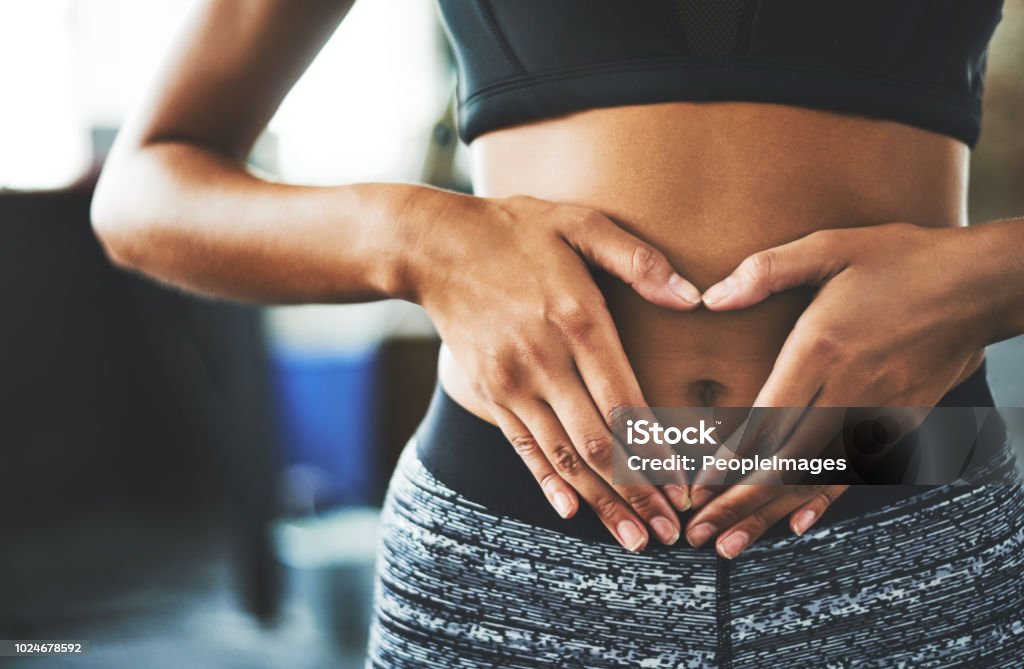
left=397, top=188, right=702, bottom=551
left=82, top=0, right=687, bottom=552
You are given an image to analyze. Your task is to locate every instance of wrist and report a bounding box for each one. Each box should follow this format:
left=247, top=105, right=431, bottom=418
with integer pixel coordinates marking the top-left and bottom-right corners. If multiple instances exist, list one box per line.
left=954, top=220, right=1024, bottom=345
left=384, top=184, right=479, bottom=305
left=330, top=182, right=454, bottom=303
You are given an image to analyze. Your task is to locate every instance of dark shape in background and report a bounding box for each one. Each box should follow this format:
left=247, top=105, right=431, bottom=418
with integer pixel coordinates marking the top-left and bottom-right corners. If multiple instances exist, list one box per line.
left=0, top=179, right=280, bottom=624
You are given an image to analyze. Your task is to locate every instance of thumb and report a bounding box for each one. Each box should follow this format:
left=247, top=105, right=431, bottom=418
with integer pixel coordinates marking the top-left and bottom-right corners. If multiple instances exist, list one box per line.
left=702, top=230, right=847, bottom=311
left=566, top=212, right=701, bottom=310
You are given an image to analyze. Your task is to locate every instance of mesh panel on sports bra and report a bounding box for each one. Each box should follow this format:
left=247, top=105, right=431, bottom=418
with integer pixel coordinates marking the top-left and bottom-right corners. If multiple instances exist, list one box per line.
left=674, top=0, right=754, bottom=56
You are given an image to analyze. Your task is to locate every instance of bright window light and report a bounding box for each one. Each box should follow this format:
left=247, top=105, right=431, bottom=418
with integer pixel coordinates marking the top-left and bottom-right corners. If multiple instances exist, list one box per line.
left=268, top=0, right=452, bottom=185
left=0, top=0, right=450, bottom=190
left=0, top=1, right=90, bottom=190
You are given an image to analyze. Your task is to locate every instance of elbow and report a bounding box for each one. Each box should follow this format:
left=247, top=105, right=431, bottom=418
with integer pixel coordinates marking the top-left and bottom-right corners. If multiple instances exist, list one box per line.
left=90, top=194, right=141, bottom=271
left=90, top=164, right=151, bottom=272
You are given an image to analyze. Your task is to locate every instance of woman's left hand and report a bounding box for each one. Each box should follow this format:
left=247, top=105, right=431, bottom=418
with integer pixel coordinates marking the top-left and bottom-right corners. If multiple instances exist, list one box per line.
left=685, top=222, right=991, bottom=558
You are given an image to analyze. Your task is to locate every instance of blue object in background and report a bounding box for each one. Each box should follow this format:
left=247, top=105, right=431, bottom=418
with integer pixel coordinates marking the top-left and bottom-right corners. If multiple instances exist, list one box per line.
left=270, top=345, right=380, bottom=508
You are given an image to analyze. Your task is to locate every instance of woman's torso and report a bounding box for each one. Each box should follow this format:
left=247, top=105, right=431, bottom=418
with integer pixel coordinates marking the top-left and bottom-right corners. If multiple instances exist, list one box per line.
left=441, top=101, right=982, bottom=415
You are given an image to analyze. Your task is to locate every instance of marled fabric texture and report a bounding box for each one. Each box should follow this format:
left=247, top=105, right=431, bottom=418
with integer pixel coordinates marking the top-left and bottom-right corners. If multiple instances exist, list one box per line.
left=367, top=442, right=1024, bottom=668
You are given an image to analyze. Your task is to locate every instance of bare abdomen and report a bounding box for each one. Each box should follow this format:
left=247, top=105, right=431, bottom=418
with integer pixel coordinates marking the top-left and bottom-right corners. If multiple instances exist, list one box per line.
left=442, top=101, right=971, bottom=411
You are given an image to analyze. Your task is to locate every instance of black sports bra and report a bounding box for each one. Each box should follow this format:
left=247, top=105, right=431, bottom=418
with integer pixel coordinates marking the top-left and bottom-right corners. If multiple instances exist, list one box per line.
left=436, top=0, right=1004, bottom=147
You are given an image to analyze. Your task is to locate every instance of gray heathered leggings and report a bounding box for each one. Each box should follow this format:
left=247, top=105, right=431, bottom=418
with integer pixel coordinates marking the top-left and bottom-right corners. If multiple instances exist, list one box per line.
left=367, top=442, right=1024, bottom=668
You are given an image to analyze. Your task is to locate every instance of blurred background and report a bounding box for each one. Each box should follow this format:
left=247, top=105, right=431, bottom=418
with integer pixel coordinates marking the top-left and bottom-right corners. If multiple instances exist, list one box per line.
left=0, top=1, right=1021, bottom=668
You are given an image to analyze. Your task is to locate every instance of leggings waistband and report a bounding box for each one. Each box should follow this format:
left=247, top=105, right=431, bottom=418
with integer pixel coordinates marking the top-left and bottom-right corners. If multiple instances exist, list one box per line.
left=415, top=361, right=1009, bottom=546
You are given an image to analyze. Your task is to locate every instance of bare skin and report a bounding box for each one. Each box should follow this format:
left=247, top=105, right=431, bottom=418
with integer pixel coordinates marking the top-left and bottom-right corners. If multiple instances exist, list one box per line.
left=93, top=0, right=1024, bottom=556
left=445, top=102, right=979, bottom=412
left=443, top=102, right=1001, bottom=557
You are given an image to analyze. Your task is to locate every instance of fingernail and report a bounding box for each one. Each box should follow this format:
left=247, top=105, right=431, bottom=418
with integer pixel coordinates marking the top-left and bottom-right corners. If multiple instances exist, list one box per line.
left=718, top=531, right=749, bottom=559
left=702, top=277, right=735, bottom=305
left=618, top=520, right=647, bottom=552
left=687, top=522, right=717, bottom=548
left=668, top=273, right=702, bottom=304
left=651, top=516, right=680, bottom=546
left=793, top=509, right=818, bottom=536
left=690, top=487, right=714, bottom=509
left=665, top=484, right=691, bottom=512
left=552, top=492, right=574, bottom=519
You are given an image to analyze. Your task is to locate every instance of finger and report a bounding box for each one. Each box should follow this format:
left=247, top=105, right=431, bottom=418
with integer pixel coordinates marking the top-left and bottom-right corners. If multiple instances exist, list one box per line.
left=515, top=399, right=652, bottom=552
left=686, top=330, right=825, bottom=543
left=751, top=332, right=823, bottom=409
left=692, top=407, right=837, bottom=508
left=711, top=386, right=843, bottom=521
left=744, top=407, right=846, bottom=486
left=546, top=385, right=683, bottom=546
left=714, top=487, right=812, bottom=558
left=685, top=483, right=776, bottom=548
left=715, top=484, right=844, bottom=559
left=796, top=382, right=932, bottom=483
left=702, top=231, right=847, bottom=311
left=563, top=211, right=701, bottom=309
left=692, top=411, right=755, bottom=491
left=688, top=483, right=725, bottom=510
left=689, top=393, right=819, bottom=506
left=489, top=403, right=579, bottom=519
left=688, top=410, right=752, bottom=508
left=568, top=308, right=691, bottom=510
left=789, top=485, right=848, bottom=536
left=701, top=336, right=822, bottom=497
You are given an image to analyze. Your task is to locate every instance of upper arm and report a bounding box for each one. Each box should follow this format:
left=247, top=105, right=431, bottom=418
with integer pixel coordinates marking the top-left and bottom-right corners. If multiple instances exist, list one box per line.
left=118, top=0, right=355, bottom=161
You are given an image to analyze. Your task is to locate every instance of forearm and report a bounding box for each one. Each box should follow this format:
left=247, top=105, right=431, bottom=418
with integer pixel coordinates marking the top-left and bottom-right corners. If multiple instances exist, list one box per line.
left=960, top=218, right=1024, bottom=345
left=91, top=141, right=439, bottom=304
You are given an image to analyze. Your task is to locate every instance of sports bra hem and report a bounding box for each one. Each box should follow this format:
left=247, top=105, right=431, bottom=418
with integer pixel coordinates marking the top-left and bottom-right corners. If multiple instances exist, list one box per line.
left=458, top=56, right=981, bottom=146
